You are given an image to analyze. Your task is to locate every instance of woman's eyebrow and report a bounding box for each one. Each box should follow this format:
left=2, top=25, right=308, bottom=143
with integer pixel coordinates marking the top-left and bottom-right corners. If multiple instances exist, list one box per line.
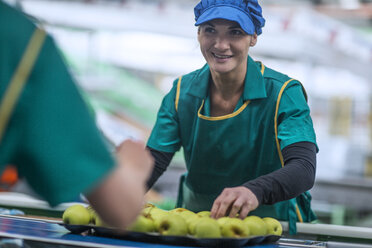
left=203, top=22, right=241, bottom=29
left=229, top=25, right=242, bottom=29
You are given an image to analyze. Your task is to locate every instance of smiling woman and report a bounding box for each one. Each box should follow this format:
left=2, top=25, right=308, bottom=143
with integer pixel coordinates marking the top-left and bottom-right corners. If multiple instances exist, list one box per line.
left=145, top=0, right=318, bottom=235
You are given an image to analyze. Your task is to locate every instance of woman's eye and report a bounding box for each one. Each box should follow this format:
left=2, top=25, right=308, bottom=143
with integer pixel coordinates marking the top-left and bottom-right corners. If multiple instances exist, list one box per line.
left=231, top=29, right=244, bottom=36
left=204, top=27, right=215, bottom=33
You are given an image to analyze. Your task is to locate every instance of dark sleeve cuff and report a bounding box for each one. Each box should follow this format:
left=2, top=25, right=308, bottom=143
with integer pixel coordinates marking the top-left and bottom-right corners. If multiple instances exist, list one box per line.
left=242, top=183, right=264, bottom=205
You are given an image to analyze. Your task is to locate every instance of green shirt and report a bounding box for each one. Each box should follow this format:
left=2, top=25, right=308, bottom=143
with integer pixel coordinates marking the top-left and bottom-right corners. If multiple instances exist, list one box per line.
left=0, top=1, right=114, bottom=206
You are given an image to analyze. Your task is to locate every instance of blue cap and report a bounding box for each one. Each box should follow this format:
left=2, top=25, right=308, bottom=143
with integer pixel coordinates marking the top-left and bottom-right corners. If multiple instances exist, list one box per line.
left=194, top=0, right=265, bottom=35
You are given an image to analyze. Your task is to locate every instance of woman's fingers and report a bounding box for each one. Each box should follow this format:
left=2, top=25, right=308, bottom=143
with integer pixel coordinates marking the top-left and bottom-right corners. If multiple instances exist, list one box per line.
left=210, top=186, right=259, bottom=219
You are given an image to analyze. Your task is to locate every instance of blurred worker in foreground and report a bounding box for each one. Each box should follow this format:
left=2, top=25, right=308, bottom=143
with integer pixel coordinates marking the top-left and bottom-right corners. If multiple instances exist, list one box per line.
left=146, top=0, right=318, bottom=234
left=0, top=1, right=153, bottom=229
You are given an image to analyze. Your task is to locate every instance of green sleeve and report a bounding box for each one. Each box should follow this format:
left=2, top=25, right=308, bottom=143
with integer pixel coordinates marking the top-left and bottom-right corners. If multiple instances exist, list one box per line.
left=0, top=3, right=115, bottom=206
left=277, top=82, right=318, bottom=151
left=147, top=79, right=181, bottom=153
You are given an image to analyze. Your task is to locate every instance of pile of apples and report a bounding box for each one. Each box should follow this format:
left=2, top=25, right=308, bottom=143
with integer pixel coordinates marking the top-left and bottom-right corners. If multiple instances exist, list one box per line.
left=62, top=203, right=283, bottom=238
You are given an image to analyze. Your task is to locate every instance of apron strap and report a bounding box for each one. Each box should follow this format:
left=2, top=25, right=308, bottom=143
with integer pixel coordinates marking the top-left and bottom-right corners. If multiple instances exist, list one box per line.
left=0, top=27, right=46, bottom=143
left=274, top=78, right=295, bottom=167
left=176, top=173, right=186, bottom=208
left=174, top=76, right=182, bottom=112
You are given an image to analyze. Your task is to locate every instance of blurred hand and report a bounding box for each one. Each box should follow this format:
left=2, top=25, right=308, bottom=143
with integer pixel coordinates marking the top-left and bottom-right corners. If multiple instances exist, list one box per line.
left=116, top=139, right=154, bottom=181
left=87, top=139, right=154, bottom=229
left=210, top=186, right=259, bottom=219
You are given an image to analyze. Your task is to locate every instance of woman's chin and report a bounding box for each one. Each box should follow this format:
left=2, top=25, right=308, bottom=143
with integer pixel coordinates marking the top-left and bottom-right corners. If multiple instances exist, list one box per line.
left=209, top=65, right=234, bottom=74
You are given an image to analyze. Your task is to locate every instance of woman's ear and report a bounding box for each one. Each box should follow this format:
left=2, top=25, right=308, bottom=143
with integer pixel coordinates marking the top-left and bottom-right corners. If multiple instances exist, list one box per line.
left=250, top=33, right=258, bottom=47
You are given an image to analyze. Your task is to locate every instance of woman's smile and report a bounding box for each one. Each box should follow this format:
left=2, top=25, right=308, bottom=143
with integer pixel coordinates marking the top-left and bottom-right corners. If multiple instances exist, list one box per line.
left=212, top=52, right=233, bottom=61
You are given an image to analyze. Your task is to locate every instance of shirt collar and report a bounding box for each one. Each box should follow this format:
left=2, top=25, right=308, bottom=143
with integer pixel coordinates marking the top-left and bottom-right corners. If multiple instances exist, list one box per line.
left=187, top=56, right=267, bottom=100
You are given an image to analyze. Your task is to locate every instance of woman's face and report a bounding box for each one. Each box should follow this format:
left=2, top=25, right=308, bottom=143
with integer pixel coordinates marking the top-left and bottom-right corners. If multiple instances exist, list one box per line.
left=198, top=19, right=257, bottom=76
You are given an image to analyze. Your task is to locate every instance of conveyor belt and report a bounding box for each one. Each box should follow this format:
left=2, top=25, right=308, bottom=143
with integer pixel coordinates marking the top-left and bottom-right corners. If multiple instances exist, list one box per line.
left=0, top=215, right=276, bottom=248
left=1, top=215, right=372, bottom=247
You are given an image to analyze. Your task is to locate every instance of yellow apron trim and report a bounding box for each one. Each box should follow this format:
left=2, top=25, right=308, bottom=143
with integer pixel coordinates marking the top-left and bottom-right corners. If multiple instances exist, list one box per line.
left=260, top=62, right=265, bottom=75
left=175, top=76, right=182, bottom=112
left=198, top=99, right=250, bottom=121
left=0, top=28, right=46, bottom=143
left=274, top=78, right=295, bottom=167
left=274, top=78, right=305, bottom=223
left=296, top=204, right=304, bottom=223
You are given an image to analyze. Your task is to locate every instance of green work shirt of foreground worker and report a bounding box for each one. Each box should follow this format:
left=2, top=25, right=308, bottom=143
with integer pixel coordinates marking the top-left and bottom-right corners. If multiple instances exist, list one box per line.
left=0, top=1, right=114, bottom=206
left=147, top=56, right=318, bottom=231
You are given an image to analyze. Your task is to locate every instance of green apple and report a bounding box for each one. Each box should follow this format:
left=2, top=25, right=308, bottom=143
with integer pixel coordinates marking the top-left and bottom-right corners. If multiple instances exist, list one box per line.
left=84, top=206, right=108, bottom=227
left=220, top=218, right=250, bottom=238
left=263, top=217, right=282, bottom=236
left=197, top=211, right=211, bottom=218
left=148, top=206, right=168, bottom=217
left=147, top=207, right=169, bottom=231
left=141, top=203, right=156, bottom=217
left=217, top=216, right=231, bottom=227
left=243, top=216, right=267, bottom=236
left=86, top=206, right=98, bottom=224
left=170, top=208, right=197, bottom=221
left=179, top=210, right=197, bottom=221
left=194, top=217, right=221, bottom=238
left=158, top=214, right=188, bottom=236
left=127, top=215, right=155, bottom=232
left=186, top=215, right=202, bottom=235
left=62, top=204, right=91, bottom=225
left=169, top=207, right=188, bottom=214
left=141, top=206, right=154, bottom=218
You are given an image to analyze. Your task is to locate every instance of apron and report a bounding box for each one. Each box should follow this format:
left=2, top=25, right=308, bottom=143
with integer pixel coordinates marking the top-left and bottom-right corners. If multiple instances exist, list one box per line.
left=175, top=76, right=316, bottom=235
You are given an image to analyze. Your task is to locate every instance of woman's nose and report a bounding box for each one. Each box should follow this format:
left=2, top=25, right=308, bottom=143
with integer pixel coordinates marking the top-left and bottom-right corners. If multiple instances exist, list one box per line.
left=214, top=36, right=229, bottom=50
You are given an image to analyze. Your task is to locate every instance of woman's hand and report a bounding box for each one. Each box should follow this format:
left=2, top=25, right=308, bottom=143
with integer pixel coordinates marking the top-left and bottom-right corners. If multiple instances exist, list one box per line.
left=210, top=186, right=259, bottom=219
